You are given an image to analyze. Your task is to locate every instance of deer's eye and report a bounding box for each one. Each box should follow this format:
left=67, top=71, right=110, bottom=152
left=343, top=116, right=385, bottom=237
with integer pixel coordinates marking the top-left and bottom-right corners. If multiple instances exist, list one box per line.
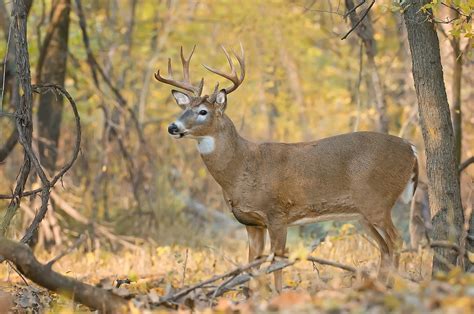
left=199, top=110, right=208, bottom=116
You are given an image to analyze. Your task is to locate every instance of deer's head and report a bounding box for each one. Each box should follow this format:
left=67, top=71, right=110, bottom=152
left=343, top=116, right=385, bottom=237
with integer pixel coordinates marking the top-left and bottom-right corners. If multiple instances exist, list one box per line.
left=154, top=45, right=245, bottom=139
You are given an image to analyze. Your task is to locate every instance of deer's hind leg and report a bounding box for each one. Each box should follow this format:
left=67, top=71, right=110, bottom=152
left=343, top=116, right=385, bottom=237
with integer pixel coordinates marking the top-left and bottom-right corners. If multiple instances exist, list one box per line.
left=360, top=218, right=392, bottom=282
left=377, top=215, right=402, bottom=269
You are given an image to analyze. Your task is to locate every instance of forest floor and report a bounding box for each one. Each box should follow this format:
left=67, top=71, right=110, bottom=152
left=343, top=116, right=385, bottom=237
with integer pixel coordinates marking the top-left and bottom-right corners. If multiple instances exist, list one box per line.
left=0, top=225, right=473, bottom=313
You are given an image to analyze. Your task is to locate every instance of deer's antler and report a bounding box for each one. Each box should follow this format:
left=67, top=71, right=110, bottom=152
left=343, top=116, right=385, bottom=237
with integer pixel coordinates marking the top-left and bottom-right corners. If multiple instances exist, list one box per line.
left=154, top=46, right=204, bottom=96
left=203, top=44, right=245, bottom=94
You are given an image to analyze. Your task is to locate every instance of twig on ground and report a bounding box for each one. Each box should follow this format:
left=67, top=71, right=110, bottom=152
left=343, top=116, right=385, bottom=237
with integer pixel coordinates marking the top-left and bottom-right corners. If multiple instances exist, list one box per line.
left=159, top=254, right=362, bottom=304
left=209, top=273, right=239, bottom=301
left=158, top=257, right=268, bottom=305
left=115, top=278, right=132, bottom=288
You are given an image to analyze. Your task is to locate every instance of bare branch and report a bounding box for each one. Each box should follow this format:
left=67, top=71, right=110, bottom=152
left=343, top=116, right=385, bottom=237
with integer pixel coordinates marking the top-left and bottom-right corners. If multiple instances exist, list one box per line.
left=341, top=0, right=375, bottom=40
left=459, top=156, right=474, bottom=173
left=0, top=21, right=12, bottom=111
left=440, top=2, right=470, bottom=18
left=344, top=0, right=366, bottom=18
left=0, top=128, right=18, bottom=162
left=0, top=84, right=81, bottom=204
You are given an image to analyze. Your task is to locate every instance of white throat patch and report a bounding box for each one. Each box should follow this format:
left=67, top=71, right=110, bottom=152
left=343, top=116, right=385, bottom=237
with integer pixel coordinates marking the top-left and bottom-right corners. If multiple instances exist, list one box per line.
left=197, top=136, right=215, bottom=155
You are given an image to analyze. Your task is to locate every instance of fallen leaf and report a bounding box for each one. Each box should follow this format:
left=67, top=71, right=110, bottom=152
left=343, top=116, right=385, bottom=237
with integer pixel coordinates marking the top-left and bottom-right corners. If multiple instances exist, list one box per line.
left=268, top=290, right=311, bottom=311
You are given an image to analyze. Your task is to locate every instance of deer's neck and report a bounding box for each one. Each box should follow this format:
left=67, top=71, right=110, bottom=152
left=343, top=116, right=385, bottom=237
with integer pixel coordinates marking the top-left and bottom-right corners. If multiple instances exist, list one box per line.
left=198, top=115, right=251, bottom=190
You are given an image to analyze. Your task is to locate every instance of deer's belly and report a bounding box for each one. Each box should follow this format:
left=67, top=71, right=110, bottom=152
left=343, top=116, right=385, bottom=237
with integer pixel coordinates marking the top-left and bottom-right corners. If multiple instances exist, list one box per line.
left=290, top=213, right=361, bottom=226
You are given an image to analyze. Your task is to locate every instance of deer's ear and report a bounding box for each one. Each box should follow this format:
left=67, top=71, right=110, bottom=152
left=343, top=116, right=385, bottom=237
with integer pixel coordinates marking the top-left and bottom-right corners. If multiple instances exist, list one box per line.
left=171, top=90, right=190, bottom=109
left=214, top=89, right=227, bottom=114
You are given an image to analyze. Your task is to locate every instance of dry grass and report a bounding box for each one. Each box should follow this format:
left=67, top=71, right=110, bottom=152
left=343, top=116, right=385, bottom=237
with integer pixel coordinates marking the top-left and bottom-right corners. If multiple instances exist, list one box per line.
left=0, top=223, right=454, bottom=313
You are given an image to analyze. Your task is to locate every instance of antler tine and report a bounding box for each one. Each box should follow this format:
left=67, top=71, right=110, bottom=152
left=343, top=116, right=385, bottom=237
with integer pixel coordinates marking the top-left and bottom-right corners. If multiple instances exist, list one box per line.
left=232, top=44, right=245, bottom=82
left=221, top=46, right=235, bottom=74
left=154, top=45, right=203, bottom=96
left=237, top=42, right=245, bottom=81
left=197, top=77, right=204, bottom=96
left=213, top=83, right=220, bottom=94
left=180, top=45, right=196, bottom=82
left=203, top=44, right=246, bottom=94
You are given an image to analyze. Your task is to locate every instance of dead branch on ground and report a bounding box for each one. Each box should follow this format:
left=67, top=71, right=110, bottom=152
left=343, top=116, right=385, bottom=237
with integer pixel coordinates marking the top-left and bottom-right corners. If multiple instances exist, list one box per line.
left=159, top=255, right=362, bottom=305
left=50, top=191, right=141, bottom=250
left=0, top=238, right=128, bottom=313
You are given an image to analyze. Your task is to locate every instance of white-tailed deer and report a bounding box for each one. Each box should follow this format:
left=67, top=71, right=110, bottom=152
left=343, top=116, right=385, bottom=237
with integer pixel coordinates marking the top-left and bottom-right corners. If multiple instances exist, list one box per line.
left=155, top=46, right=418, bottom=292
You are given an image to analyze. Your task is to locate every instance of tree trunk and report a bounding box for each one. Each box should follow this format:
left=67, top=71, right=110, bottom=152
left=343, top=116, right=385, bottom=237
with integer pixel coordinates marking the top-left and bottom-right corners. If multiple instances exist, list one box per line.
left=0, top=1, right=33, bottom=162
left=402, top=0, right=464, bottom=272
left=345, top=0, right=389, bottom=133
left=36, top=0, right=71, bottom=172
left=0, top=0, right=35, bottom=237
left=451, top=36, right=462, bottom=168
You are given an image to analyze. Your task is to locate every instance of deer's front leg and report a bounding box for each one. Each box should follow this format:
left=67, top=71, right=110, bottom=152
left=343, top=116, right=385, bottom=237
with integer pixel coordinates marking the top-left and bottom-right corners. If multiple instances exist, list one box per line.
left=268, top=225, right=288, bottom=293
left=246, top=226, right=266, bottom=262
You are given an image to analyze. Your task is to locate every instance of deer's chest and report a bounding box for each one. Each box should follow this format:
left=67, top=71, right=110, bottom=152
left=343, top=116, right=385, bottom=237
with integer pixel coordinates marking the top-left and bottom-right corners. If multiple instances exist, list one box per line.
left=225, top=196, right=266, bottom=227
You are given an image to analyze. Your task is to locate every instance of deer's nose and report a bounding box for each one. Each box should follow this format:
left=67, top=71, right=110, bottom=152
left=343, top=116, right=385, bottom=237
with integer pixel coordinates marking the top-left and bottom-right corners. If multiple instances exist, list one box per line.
left=168, top=123, right=179, bottom=135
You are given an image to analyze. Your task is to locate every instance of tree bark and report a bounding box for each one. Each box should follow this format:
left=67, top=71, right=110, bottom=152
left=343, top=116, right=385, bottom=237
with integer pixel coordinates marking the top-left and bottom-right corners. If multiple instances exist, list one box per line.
left=0, top=129, right=19, bottom=162
left=36, top=0, right=71, bottom=172
left=402, top=0, right=464, bottom=272
left=345, top=0, right=389, bottom=133
left=450, top=35, right=462, bottom=168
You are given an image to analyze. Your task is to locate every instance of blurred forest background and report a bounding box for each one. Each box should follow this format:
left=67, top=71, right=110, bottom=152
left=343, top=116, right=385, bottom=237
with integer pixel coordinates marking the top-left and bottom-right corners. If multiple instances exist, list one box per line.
left=0, top=0, right=473, bottom=312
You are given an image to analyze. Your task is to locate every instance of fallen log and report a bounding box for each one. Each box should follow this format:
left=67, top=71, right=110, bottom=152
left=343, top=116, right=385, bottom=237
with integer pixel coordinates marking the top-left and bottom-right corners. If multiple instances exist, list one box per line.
left=173, top=190, right=240, bottom=233
left=0, top=237, right=128, bottom=313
